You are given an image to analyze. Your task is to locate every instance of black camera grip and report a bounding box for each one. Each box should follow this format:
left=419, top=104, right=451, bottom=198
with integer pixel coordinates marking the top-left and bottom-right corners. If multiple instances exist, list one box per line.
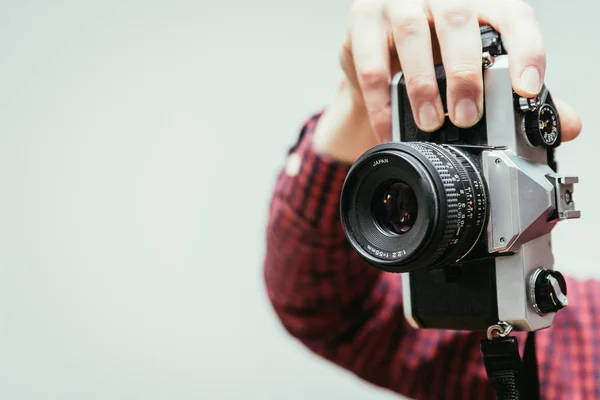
left=393, top=25, right=505, bottom=146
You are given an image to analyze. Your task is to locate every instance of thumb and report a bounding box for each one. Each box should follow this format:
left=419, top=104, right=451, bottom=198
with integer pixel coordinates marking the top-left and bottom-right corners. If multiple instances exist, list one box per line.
left=554, top=98, right=582, bottom=142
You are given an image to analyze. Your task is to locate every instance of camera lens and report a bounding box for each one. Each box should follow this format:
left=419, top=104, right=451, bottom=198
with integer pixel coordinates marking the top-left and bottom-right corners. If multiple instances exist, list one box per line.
left=340, top=142, right=487, bottom=273
left=373, top=181, right=418, bottom=234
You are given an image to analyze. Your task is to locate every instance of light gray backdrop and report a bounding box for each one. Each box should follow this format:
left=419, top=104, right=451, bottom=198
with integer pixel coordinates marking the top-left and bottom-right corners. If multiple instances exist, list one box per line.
left=0, top=1, right=595, bottom=399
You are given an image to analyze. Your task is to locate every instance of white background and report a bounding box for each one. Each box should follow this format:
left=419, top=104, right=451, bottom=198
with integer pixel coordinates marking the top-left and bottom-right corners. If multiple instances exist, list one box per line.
left=0, top=0, right=596, bottom=399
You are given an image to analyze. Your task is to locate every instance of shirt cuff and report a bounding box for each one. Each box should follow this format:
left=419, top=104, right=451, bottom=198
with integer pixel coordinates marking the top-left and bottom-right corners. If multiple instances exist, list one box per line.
left=275, top=114, right=351, bottom=237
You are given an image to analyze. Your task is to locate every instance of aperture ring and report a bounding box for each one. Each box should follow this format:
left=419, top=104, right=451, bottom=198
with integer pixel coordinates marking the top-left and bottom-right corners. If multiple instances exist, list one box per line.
left=402, top=143, right=459, bottom=266
left=443, top=146, right=488, bottom=261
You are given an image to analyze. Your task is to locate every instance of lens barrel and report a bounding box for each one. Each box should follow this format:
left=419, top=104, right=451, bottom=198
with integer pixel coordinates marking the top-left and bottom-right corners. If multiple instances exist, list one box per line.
left=340, top=142, right=487, bottom=273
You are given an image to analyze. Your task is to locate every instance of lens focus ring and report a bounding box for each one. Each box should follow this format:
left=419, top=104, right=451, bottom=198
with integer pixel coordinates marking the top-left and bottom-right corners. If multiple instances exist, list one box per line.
left=406, top=142, right=487, bottom=267
left=402, top=143, right=460, bottom=265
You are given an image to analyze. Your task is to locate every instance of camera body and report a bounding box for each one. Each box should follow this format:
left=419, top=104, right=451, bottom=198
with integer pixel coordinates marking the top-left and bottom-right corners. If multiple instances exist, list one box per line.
left=340, top=29, right=579, bottom=332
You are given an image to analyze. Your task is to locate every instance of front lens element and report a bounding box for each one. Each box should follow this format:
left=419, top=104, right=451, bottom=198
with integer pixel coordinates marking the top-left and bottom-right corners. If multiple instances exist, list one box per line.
left=374, top=182, right=418, bottom=234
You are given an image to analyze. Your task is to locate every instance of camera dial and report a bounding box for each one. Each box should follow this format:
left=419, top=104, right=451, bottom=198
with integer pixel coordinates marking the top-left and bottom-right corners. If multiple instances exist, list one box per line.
left=531, top=268, right=569, bottom=314
left=525, top=103, right=560, bottom=147
left=516, top=88, right=561, bottom=148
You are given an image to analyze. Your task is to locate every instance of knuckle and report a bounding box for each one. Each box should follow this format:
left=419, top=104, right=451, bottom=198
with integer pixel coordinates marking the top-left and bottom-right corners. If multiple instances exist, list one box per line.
left=527, top=48, right=546, bottom=67
left=368, top=104, right=392, bottom=131
left=390, top=11, right=424, bottom=36
left=358, top=68, right=389, bottom=90
left=405, top=75, right=438, bottom=96
left=447, top=65, right=481, bottom=86
left=370, top=114, right=390, bottom=135
left=437, top=4, right=474, bottom=28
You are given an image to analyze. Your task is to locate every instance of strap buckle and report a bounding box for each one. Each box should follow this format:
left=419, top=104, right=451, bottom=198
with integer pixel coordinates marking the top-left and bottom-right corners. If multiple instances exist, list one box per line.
left=487, top=321, right=514, bottom=340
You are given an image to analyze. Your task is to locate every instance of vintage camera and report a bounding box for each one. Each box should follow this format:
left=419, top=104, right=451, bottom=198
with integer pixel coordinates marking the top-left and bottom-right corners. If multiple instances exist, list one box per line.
left=339, top=27, right=580, bottom=332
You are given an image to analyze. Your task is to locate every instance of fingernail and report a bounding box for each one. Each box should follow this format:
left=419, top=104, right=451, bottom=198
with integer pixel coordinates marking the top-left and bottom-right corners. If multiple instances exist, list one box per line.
left=455, top=98, right=480, bottom=127
left=520, top=67, right=542, bottom=94
left=418, top=102, right=441, bottom=131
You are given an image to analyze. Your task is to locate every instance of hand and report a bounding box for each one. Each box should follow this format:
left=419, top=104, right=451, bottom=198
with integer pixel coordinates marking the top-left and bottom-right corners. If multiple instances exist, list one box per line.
left=313, top=0, right=582, bottom=163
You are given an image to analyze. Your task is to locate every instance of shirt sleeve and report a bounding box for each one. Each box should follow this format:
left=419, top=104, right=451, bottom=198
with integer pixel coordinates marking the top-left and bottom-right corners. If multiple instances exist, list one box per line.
left=263, top=114, right=600, bottom=400
left=263, top=113, right=383, bottom=346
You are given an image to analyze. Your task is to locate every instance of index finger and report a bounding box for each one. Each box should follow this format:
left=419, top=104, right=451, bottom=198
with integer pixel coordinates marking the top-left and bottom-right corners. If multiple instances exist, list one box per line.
left=478, top=0, right=546, bottom=98
left=350, top=3, right=392, bottom=142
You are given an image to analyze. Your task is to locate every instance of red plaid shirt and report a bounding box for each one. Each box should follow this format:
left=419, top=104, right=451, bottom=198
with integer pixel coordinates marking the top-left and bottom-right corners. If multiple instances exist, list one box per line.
left=264, top=114, right=600, bottom=400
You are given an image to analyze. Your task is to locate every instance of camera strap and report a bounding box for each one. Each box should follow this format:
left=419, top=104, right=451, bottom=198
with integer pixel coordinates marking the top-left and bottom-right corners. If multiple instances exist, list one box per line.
left=480, top=329, right=540, bottom=400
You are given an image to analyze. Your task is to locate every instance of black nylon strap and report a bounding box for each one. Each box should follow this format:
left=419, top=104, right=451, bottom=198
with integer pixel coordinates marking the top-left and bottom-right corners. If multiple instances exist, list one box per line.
left=481, top=336, right=523, bottom=399
left=522, top=332, right=541, bottom=400
left=490, top=370, right=521, bottom=400
left=480, top=332, right=540, bottom=400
